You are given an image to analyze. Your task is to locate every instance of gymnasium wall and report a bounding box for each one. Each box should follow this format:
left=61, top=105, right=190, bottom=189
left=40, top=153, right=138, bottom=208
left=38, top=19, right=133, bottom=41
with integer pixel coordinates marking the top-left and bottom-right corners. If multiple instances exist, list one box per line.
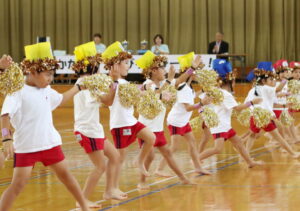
left=0, top=0, right=300, bottom=66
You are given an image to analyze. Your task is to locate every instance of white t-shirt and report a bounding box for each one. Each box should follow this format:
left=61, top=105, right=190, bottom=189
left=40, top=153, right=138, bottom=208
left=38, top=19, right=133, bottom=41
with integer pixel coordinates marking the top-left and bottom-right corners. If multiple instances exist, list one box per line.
left=109, top=78, right=137, bottom=129
left=244, top=85, right=276, bottom=115
left=274, top=81, right=288, bottom=111
left=74, top=87, right=105, bottom=138
left=208, top=89, right=238, bottom=134
left=1, top=85, right=63, bottom=153
left=167, top=83, right=195, bottom=127
left=138, top=79, right=175, bottom=132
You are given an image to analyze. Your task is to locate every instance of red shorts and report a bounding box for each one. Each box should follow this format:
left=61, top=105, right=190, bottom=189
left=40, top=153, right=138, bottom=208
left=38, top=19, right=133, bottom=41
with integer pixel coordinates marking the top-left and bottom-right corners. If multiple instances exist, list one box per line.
left=74, top=131, right=105, bottom=153
left=250, top=116, right=277, bottom=134
left=111, top=122, right=146, bottom=149
left=14, top=146, right=65, bottom=168
left=289, top=109, right=300, bottom=113
left=212, top=129, right=236, bottom=141
left=168, top=123, right=192, bottom=136
left=138, top=131, right=167, bottom=148
left=273, top=110, right=283, bottom=119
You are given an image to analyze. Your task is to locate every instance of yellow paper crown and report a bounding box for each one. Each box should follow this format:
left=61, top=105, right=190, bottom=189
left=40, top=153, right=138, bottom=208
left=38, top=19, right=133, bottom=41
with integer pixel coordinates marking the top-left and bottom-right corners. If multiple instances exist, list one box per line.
left=74, top=41, right=97, bottom=62
left=24, top=42, right=53, bottom=61
left=135, top=51, right=156, bottom=70
left=102, top=41, right=124, bottom=60
left=178, top=52, right=195, bottom=70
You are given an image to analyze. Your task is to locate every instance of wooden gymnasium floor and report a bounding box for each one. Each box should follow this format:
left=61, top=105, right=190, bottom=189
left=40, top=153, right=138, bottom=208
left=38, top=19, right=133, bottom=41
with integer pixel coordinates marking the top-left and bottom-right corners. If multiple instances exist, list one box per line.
left=1, top=83, right=300, bottom=211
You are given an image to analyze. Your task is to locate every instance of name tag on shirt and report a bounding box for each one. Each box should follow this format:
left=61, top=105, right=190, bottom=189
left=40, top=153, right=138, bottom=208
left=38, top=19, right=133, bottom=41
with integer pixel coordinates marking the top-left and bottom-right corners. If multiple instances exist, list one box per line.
left=75, top=134, right=83, bottom=142
left=123, top=129, right=132, bottom=136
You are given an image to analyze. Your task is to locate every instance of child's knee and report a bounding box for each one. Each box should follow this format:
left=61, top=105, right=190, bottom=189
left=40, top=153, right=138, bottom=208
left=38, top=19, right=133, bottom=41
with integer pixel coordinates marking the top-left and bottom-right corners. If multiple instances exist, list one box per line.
left=11, top=180, right=27, bottom=194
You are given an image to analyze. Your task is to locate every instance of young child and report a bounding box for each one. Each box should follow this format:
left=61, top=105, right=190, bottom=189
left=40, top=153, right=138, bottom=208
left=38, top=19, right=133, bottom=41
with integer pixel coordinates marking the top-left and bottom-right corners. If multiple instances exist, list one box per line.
left=72, top=42, right=126, bottom=204
left=156, top=52, right=212, bottom=176
left=0, top=42, right=90, bottom=211
left=198, top=59, right=263, bottom=168
left=243, top=62, right=300, bottom=158
left=0, top=54, right=13, bottom=168
left=135, top=51, right=201, bottom=188
left=99, top=42, right=155, bottom=193
left=272, top=60, right=294, bottom=142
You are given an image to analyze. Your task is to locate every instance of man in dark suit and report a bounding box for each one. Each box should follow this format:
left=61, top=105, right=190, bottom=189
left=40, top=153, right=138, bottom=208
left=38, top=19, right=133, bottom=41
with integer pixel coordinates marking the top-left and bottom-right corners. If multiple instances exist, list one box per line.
left=208, top=32, right=229, bottom=54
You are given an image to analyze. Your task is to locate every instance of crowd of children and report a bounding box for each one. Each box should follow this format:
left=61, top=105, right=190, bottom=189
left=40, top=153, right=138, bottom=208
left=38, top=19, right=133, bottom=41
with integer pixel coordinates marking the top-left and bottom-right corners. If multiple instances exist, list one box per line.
left=0, top=41, right=300, bottom=210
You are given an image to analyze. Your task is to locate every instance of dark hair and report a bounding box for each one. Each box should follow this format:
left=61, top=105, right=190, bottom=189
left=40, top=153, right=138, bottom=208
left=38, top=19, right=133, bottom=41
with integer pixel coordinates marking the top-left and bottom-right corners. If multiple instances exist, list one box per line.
left=93, top=33, right=102, bottom=39
left=76, top=64, right=99, bottom=76
left=153, top=34, right=164, bottom=44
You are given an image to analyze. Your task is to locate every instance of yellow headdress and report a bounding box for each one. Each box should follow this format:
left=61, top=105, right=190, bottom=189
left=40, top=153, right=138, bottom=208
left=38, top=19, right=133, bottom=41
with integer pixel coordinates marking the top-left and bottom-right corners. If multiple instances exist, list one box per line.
left=21, top=42, right=59, bottom=73
left=178, top=52, right=195, bottom=72
left=72, top=41, right=102, bottom=74
left=102, top=41, right=132, bottom=70
left=135, top=50, right=167, bottom=77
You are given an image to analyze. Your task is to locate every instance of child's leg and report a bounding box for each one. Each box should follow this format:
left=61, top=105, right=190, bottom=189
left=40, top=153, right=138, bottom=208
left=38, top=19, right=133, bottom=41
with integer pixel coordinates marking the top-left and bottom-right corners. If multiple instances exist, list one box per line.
left=229, top=135, right=262, bottom=168
left=138, top=149, right=155, bottom=190
left=113, top=148, right=127, bottom=196
left=184, top=132, right=211, bottom=174
left=0, top=151, right=4, bottom=168
left=269, top=129, right=300, bottom=157
left=289, top=124, right=300, bottom=143
left=136, top=128, right=155, bottom=176
left=155, top=134, right=181, bottom=176
left=103, top=140, right=127, bottom=200
left=158, top=145, right=192, bottom=183
left=49, top=160, right=90, bottom=211
left=0, top=167, right=32, bottom=210
left=245, top=132, right=257, bottom=152
left=199, top=138, right=225, bottom=161
left=82, top=150, right=106, bottom=199
left=198, top=127, right=211, bottom=153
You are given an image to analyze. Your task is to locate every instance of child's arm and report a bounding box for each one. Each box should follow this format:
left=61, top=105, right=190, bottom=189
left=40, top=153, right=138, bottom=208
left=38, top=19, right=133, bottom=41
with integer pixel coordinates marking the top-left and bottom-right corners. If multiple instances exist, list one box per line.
left=184, top=96, right=211, bottom=112
left=98, top=84, right=117, bottom=106
left=276, top=80, right=287, bottom=92
left=233, top=98, right=262, bottom=112
left=59, top=84, right=82, bottom=106
left=1, top=114, right=14, bottom=159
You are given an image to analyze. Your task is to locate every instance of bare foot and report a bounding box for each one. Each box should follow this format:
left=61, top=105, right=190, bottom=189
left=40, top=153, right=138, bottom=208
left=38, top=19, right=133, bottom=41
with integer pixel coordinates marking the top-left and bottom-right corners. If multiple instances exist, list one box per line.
left=179, top=178, right=196, bottom=185
left=103, top=191, right=127, bottom=201
left=76, top=200, right=101, bottom=208
left=154, top=170, right=173, bottom=177
left=292, top=152, right=300, bottom=159
left=137, top=182, right=150, bottom=190
left=195, top=168, right=212, bottom=175
left=248, top=160, right=264, bottom=168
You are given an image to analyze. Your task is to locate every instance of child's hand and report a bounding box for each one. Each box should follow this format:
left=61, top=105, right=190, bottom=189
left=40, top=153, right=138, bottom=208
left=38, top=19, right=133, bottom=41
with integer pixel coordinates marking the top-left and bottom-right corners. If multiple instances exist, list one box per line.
left=0, top=55, right=13, bottom=70
left=192, top=55, right=202, bottom=69
left=161, top=90, right=175, bottom=102
left=167, top=65, right=176, bottom=81
left=252, top=98, right=262, bottom=104
left=202, top=96, right=212, bottom=105
left=3, top=140, right=14, bottom=160
left=110, top=64, right=120, bottom=81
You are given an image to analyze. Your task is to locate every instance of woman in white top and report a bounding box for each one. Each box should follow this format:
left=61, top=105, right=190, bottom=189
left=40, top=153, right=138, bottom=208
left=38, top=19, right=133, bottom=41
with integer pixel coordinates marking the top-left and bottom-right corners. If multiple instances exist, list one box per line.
left=151, top=34, right=170, bottom=55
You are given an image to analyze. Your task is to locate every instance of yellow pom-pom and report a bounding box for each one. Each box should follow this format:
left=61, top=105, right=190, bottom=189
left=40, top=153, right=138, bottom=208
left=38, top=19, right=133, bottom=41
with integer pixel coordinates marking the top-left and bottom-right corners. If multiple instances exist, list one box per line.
left=190, top=116, right=202, bottom=131
left=201, top=107, right=219, bottom=128
left=287, top=96, right=300, bottom=110
left=82, top=73, right=113, bottom=98
left=137, top=90, right=163, bottom=120
left=0, top=63, right=25, bottom=95
left=280, top=110, right=294, bottom=126
left=252, top=107, right=272, bottom=128
left=195, top=69, right=218, bottom=89
left=118, top=83, right=141, bottom=108
left=160, top=85, right=177, bottom=107
left=288, top=80, right=300, bottom=95
left=236, top=108, right=252, bottom=127
left=204, top=87, right=224, bottom=105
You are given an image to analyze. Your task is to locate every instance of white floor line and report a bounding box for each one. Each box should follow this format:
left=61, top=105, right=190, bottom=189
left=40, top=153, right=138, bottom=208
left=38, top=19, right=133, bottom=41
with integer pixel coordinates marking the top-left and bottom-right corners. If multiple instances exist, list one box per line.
left=69, top=145, right=267, bottom=211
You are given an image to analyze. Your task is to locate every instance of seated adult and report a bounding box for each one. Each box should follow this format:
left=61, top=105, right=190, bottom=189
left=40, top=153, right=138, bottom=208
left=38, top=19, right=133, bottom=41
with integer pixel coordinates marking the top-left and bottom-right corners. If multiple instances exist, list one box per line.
left=151, top=34, right=169, bottom=55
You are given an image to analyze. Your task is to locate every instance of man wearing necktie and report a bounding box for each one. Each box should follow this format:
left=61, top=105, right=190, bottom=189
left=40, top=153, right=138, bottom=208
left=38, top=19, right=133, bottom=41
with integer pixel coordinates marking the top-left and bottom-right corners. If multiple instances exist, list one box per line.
left=208, top=32, right=229, bottom=55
